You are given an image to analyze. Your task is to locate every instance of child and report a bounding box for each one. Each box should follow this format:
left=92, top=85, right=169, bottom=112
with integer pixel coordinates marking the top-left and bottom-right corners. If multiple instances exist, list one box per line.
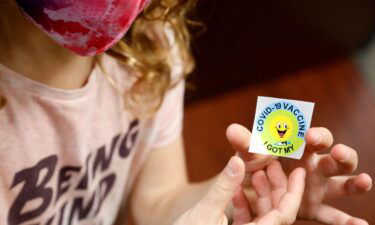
left=0, top=0, right=372, bottom=225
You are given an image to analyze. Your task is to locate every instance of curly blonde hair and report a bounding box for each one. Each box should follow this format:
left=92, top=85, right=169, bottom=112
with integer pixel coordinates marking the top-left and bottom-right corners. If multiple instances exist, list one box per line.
left=102, top=0, right=198, bottom=117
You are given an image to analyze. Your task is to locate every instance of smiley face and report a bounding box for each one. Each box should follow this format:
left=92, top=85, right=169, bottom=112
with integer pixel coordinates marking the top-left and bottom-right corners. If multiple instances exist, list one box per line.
left=269, top=115, right=293, bottom=141
left=276, top=122, right=288, bottom=138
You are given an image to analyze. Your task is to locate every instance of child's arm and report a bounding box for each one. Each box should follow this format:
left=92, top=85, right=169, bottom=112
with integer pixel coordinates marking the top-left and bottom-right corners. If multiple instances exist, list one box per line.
left=128, top=136, right=217, bottom=225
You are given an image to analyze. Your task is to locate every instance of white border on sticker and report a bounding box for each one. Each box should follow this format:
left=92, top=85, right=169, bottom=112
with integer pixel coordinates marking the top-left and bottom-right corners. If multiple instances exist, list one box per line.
left=249, top=96, right=315, bottom=159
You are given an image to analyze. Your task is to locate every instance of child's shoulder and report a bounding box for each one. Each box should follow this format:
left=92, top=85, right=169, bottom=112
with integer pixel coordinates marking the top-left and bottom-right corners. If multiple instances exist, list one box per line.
left=96, top=53, right=137, bottom=93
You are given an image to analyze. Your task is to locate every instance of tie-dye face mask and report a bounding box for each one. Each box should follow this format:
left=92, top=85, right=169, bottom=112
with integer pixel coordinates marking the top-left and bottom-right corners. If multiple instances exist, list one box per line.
left=15, top=0, right=149, bottom=56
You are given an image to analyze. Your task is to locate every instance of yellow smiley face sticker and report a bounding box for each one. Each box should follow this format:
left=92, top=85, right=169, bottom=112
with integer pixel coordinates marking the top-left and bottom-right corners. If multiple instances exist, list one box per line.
left=250, top=97, right=315, bottom=159
left=257, top=102, right=306, bottom=156
left=270, top=115, right=293, bottom=141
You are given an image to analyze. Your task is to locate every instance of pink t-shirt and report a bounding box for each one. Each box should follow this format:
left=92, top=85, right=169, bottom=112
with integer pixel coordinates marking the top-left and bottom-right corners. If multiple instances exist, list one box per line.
left=0, top=53, right=184, bottom=225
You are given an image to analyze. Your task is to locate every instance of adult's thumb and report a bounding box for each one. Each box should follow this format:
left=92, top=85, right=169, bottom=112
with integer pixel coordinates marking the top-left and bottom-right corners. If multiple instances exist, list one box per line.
left=195, top=156, right=245, bottom=219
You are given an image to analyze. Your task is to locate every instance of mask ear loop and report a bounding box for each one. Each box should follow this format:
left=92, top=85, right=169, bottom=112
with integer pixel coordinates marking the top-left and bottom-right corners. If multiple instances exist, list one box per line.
left=0, top=72, right=7, bottom=110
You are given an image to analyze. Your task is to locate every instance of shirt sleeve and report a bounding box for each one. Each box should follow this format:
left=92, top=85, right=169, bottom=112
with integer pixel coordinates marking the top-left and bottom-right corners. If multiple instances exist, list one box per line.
left=150, top=80, right=185, bottom=149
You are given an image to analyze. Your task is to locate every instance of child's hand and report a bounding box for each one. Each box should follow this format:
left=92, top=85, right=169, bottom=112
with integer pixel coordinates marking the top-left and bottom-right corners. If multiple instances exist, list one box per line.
left=233, top=161, right=306, bottom=225
left=226, top=124, right=373, bottom=225
left=173, top=156, right=306, bottom=225
left=173, top=156, right=245, bottom=225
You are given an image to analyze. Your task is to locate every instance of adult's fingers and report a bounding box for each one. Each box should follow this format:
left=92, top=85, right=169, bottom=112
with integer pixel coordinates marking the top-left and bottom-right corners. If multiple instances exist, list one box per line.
left=315, top=204, right=369, bottom=225
left=232, top=186, right=252, bottom=225
left=325, top=174, right=372, bottom=199
left=252, top=170, right=272, bottom=216
left=195, top=156, right=245, bottom=220
left=305, top=127, right=334, bottom=155
left=226, top=124, right=275, bottom=173
left=266, top=160, right=288, bottom=207
left=317, top=144, right=358, bottom=177
left=277, top=167, right=306, bottom=219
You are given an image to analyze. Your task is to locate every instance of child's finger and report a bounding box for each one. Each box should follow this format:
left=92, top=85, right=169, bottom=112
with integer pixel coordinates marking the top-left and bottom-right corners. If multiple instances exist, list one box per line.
left=226, top=124, right=251, bottom=157
left=317, top=144, right=358, bottom=177
left=305, top=127, right=334, bottom=154
left=266, top=160, right=288, bottom=207
left=315, top=204, right=369, bottom=225
left=325, top=174, right=372, bottom=199
left=246, top=209, right=301, bottom=225
left=232, top=186, right=252, bottom=225
left=226, top=124, right=275, bottom=173
left=277, top=167, right=306, bottom=217
left=252, top=170, right=272, bottom=216
left=194, top=156, right=245, bottom=220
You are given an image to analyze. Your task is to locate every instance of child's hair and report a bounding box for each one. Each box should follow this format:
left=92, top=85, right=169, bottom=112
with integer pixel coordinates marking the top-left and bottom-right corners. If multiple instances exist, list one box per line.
left=103, top=0, right=198, bottom=116
left=0, top=0, right=198, bottom=114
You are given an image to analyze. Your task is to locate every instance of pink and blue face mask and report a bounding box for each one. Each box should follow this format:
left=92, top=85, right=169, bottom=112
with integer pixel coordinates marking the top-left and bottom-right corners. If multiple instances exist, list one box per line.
left=15, top=0, right=149, bottom=56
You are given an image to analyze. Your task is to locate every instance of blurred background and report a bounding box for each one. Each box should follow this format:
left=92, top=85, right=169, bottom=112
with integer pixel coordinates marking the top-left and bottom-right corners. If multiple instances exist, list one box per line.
left=183, top=0, right=375, bottom=224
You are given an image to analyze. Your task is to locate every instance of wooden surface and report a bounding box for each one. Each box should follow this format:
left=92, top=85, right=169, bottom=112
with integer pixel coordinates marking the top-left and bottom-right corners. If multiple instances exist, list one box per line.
left=183, top=57, right=375, bottom=225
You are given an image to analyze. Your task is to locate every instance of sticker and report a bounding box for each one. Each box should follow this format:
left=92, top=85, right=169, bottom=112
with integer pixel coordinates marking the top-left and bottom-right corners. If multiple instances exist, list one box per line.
left=249, top=96, right=315, bottom=159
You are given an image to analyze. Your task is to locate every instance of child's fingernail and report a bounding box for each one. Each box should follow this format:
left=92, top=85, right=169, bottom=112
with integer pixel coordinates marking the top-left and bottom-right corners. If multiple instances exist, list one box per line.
left=338, top=148, right=349, bottom=162
left=225, top=157, right=239, bottom=177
